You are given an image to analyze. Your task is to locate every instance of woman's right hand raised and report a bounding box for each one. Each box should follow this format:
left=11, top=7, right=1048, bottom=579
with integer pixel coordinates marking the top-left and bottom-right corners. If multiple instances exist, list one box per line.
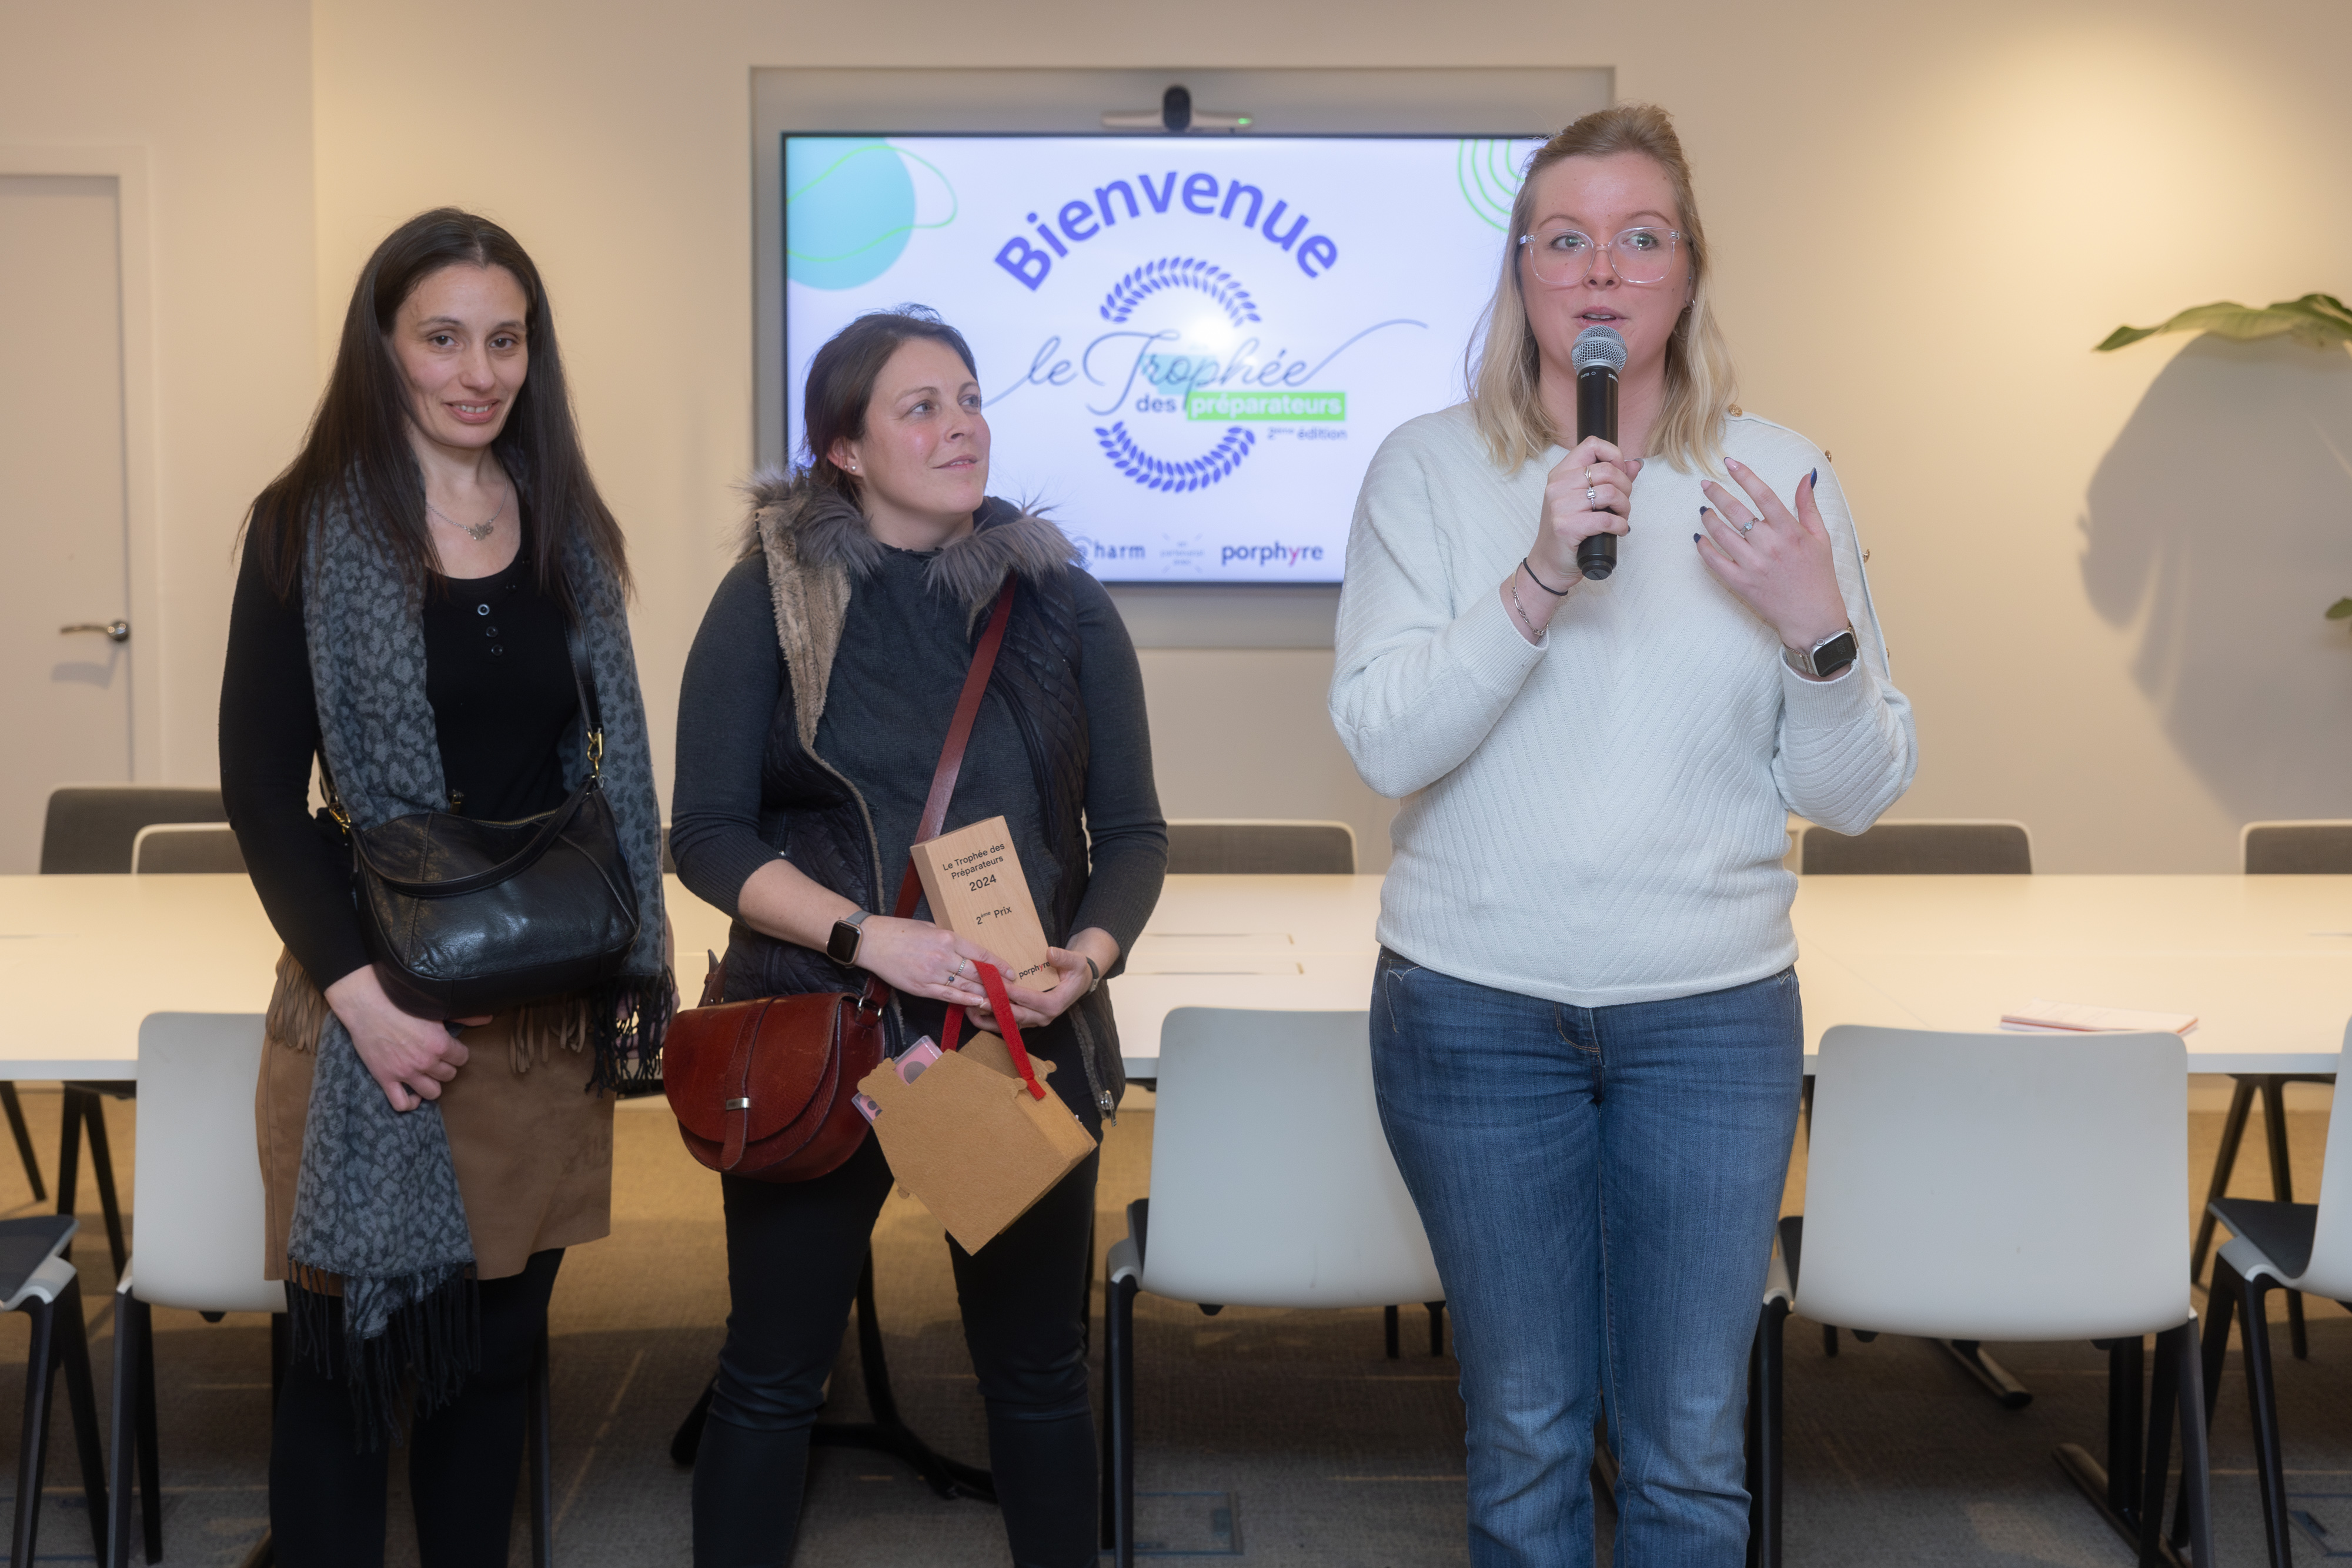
left=1531, top=438, right=1643, bottom=590
left=322, top=965, right=483, bottom=1112
left=850, top=915, right=997, bottom=1011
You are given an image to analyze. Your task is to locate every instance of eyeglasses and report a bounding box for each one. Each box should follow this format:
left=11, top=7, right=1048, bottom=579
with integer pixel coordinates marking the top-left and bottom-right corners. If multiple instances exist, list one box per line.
left=1516, top=225, right=1683, bottom=287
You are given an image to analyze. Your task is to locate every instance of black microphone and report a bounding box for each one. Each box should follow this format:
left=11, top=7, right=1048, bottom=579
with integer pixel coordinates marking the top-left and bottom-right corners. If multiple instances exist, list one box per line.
left=1571, top=325, right=1627, bottom=581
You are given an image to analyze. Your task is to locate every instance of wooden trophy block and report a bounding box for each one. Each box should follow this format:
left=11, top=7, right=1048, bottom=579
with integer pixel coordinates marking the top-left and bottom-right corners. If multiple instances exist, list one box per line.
left=909, top=815, right=1054, bottom=987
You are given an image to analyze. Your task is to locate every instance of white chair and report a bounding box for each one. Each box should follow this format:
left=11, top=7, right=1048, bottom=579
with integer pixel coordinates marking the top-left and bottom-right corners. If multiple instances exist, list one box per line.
left=1103, top=1008, right=1442, bottom=1567
left=2189, top=821, right=2350, bottom=1361
left=1795, top=818, right=2038, bottom=1391
left=0, top=1214, right=108, bottom=1566
left=128, top=823, right=245, bottom=874
left=1749, top=1027, right=2213, bottom=1567
left=109, top=1014, right=285, bottom=1567
left=2200, top=1015, right=2352, bottom=1568
left=112, top=1014, right=560, bottom=1568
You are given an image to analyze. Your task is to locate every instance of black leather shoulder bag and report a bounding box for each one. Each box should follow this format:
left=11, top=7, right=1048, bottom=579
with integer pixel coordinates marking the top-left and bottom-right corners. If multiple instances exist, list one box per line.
left=328, top=626, right=642, bottom=1018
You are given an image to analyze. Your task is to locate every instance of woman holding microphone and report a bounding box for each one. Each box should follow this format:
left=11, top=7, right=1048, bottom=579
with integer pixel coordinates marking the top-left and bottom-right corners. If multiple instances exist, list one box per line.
left=1330, top=104, right=1915, bottom=1564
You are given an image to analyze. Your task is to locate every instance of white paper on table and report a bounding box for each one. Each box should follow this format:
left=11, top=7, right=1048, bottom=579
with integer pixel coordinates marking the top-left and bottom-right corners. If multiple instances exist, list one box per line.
left=1998, top=999, right=2198, bottom=1035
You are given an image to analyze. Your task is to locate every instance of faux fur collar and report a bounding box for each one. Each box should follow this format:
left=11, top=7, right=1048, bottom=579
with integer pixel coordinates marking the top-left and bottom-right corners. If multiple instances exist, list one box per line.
left=741, top=469, right=1081, bottom=747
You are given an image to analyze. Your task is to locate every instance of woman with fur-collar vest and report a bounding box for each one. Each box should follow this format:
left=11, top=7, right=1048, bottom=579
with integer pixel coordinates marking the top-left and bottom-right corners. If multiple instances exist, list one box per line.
left=669, top=307, right=1168, bottom=1567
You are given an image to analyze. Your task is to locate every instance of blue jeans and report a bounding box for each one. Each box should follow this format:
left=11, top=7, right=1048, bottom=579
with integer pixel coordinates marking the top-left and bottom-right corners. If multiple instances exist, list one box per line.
left=1371, top=951, right=1803, bottom=1568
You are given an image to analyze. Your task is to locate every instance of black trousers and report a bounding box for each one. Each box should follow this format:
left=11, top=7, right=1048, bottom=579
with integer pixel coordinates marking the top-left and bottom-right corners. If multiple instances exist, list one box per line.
left=269, top=1248, right=563, bottom=1567
left=692, top=1133, right=1101, bottom=1568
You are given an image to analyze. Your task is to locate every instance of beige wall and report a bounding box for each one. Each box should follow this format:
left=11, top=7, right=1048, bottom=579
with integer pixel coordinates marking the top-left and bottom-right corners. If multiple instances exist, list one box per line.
left=1, top=0, right=316, bottom=787
left=22, top=0, right=2352, bottom=872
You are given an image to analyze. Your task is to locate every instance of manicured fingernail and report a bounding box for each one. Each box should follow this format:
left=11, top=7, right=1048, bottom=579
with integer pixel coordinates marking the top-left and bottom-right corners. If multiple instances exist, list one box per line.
left=1699, top=505, right=1709, bottom=516
left=1808, top=467, right=1819, bottom=487
left=1692, top=533, right=1702, bottom=542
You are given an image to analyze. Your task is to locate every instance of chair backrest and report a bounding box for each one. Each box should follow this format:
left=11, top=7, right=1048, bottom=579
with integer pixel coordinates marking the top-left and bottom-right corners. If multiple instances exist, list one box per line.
left=1800, top=819, right=2033, bottom=875
left=1143, top=1008, right=1441, bottom=1308
left=1165, top=820, right=1357, bottom=876
left=41, top=785, right=226, bottom=874
left=131, top=823, right=247, bottom=875
left=2241, top=821, right=2352, bottom=875
left=2293, top=1019, right=2352, bottom=1298
left=1798, top=1025, right=2187, bottom=1340
left=131, top=1014, right=286, bottom=1313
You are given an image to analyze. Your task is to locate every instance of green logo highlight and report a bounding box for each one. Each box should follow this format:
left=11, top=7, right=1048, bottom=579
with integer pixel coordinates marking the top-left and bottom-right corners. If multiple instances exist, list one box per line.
left=1185, top=390, right=1346, bottom=422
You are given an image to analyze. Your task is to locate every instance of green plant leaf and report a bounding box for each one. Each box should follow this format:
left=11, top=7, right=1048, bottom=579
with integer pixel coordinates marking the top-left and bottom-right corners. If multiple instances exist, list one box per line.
left=2327, top=597, right=2352, bottom=621
left=2097, top=297, right=2352, bottom=352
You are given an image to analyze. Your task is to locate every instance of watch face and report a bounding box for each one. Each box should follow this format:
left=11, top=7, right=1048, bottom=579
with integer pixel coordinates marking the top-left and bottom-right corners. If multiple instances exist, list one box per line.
left=1814, top=631, right=1859, bottom=675
left=828, top=920, right=861, bottom=964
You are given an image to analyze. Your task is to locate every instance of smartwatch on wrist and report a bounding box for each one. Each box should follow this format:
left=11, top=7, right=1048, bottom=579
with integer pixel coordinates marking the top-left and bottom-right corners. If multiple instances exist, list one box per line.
left=1783, top=626, right=1859, bottom=681
left=826, top=908, right=871, bottom=967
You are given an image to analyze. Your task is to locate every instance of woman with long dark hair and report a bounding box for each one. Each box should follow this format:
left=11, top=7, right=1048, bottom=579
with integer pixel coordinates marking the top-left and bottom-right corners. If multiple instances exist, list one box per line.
left=1331, top=105, right=1916, bottom=1563
left=669, top=306, right=1165, bottom=1566
left=219, top=207, right=670, bottom=1565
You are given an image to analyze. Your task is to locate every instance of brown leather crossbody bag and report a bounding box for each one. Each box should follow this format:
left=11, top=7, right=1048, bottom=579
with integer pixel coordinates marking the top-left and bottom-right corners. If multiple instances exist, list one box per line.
left=663, top=579, right=1018, bottom=1182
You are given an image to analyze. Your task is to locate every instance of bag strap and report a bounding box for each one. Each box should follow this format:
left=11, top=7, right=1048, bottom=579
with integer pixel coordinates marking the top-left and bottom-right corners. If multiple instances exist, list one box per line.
left=564, top=621, right=606, bottom=777
left=858, top=576, right=1020, bottom=1013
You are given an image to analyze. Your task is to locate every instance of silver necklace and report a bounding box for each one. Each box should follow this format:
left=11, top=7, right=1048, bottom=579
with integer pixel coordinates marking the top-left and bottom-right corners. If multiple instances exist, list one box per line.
left=426, top=486, right=508, bottom=543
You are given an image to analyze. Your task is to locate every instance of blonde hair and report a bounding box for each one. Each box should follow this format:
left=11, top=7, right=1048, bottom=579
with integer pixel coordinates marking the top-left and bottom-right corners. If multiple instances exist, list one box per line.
left=1467, top=103, right=1738, bottom=476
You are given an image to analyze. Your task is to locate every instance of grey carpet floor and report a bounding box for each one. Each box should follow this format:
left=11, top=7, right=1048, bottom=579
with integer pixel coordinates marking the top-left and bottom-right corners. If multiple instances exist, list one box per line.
left=0, top=1085, right=2338, bottom=1564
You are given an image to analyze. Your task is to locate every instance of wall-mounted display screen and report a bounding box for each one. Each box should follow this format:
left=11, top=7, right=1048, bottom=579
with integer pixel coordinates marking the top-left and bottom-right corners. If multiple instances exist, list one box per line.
left=783, top=134, right=1543, bottom=584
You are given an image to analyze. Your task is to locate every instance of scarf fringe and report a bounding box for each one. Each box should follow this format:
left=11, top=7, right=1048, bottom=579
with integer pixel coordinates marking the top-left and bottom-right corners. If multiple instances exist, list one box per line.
left=266, top=949, right=629, bottom=1078
left=286, top=1262, right=480, bottom=1451
left=589, top=972, right=675, bottom=1097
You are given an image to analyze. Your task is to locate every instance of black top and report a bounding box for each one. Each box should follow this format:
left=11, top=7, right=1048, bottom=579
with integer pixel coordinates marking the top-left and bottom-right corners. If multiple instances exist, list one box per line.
left=218, top=521, right=579, bottom=989
left=669, top=546, right=1165, bottom=983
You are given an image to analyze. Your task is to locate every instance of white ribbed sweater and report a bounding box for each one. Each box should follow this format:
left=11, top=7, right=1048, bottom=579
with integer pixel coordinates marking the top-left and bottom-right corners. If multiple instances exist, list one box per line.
left=1329, top=404, right=1917, bottom=1007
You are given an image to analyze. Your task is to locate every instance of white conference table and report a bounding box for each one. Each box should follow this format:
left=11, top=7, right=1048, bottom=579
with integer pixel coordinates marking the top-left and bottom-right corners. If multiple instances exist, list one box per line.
left=1107, top=872, right=2352, bottom=1079
left=0, top=873, right=736, bottom=1081
left=5, top=871, right=2348, bottom=1081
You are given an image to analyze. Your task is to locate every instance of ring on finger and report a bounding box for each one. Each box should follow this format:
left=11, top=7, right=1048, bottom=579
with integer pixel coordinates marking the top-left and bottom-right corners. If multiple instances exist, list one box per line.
left=1585, top=486, right=1598, bottom=504
left=1739, top=516, right=1756, bottom=536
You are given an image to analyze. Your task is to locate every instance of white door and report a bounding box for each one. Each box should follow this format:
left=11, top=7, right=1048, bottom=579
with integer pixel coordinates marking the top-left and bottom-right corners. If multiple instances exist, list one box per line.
left=0, top=174, right=133, bottom=873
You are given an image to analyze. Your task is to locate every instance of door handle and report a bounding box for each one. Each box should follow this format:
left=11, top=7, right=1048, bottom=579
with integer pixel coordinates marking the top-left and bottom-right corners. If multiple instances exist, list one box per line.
left=60, top=620, right=131, bottom=644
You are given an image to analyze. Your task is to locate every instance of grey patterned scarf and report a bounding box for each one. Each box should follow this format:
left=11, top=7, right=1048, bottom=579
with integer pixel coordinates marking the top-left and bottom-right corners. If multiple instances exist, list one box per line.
left=290, top=483, right=670, bottom=1442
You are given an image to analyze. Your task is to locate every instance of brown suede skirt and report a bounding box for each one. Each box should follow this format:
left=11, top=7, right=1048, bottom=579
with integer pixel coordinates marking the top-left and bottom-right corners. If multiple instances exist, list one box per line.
left=255, top=967, right=615, bottom=1284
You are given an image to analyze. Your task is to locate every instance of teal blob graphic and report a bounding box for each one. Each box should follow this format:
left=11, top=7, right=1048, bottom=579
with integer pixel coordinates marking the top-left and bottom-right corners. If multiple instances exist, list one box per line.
left=786, top=138, right=917, bottom=290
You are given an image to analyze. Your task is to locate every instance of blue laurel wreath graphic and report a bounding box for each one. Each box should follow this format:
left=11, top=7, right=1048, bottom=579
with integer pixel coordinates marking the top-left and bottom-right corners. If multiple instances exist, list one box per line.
left=1094, top=422, right=1257, bottom=492
left=1098, top=257, right=1261, bottom=326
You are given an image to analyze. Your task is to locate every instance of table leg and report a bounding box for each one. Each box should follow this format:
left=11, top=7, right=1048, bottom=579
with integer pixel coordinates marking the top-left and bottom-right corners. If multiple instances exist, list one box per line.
left=2056, top=1335, right=2195, bottom=1568
left=808, top=1251, right=996, bottom=1502
left=2191, top=1077, right=2256, bottom=1284
left=0, top=1084, right=44, bottom=1203
left=1936, top=1339, right=2032, bottom=1408
left=666, top=1250, right=997, bottom=1506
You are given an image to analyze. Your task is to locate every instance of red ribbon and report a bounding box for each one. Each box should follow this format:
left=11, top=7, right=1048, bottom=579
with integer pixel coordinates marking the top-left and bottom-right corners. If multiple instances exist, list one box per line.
left=941, top=962, right=1049, bottom=1101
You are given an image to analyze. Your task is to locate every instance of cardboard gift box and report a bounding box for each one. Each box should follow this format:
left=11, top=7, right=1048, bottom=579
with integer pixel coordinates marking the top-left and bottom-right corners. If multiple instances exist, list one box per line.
left=855, top=1023, right=1097, bottom=1253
